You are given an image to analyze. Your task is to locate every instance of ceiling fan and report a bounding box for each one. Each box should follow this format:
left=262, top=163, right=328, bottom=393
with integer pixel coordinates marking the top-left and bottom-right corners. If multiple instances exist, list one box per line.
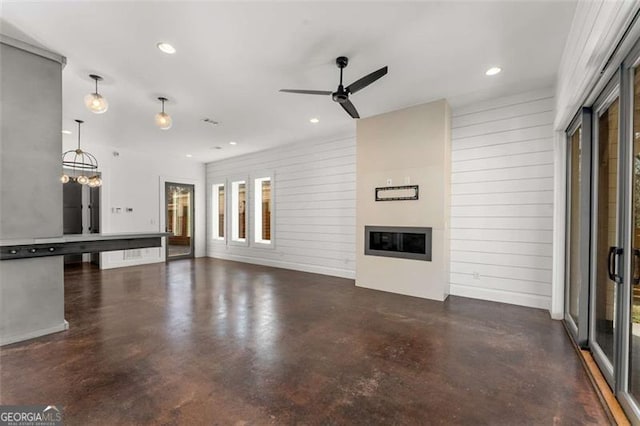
left=280, top=56, right=388, bottom=119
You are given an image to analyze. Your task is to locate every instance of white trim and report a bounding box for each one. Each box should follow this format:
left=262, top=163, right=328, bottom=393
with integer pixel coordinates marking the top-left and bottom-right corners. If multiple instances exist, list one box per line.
left=0, top=320, right=68, bottom=346
left=252, top=174, right=274, bottom=248
left=160, top=175, right=201, bottom=260
left=210, top=182, right=226, bottom=242
left=207, top=252, right=355, bottom=279
left=229, top=178, right=249, bottom=246
left=551, top=130, right=567, bottom=319
left=99, top=254, right=168, bottom=269
left=0, top=34, right=66, bottom=66
left=450, top=285, right=551, bottom=310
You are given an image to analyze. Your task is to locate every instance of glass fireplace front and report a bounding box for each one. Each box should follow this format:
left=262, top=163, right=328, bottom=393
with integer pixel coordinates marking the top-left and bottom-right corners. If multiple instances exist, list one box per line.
left=364, top=226, right=432, bottom=261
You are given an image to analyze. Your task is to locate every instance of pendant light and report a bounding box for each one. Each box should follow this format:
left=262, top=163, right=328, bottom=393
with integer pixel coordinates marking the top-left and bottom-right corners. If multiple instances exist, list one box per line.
left=61, top=120, right=102, bottom=187
left=84, top=74, right=109, bottom=114
left=155, top=97, right=172, bottom=130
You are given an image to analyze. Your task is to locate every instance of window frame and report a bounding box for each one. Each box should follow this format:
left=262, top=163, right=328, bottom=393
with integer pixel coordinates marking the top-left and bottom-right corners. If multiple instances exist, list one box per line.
left=252, top=173, right=274, bottom=248
left=211, top=182, right=226, bottom=242
left=229, top=177, right=249, bottom=246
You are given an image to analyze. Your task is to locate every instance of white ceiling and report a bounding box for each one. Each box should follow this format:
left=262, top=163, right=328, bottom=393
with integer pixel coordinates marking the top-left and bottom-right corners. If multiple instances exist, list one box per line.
left=2, top=1, right=576, bottom=163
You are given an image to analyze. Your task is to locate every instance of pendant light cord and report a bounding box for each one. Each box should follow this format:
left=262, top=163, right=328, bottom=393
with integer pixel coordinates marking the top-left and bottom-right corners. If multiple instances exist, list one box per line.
left=76, top=121, right=82, bottom=150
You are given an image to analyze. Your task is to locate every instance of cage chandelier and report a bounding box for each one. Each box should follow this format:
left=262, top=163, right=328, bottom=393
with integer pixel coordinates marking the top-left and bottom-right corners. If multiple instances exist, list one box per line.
left=60, top=120, right=102, bottom=187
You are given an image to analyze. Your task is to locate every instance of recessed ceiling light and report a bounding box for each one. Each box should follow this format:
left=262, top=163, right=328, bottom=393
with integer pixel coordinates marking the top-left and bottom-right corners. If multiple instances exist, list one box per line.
left=229, top=141, right=237, bottom=145
left=485, top=67, right=502, bottom=76
left=186, top=154, right=193, bottom=158
left=157, top=42, right=176, bottom=54
left=61, top=130, right=72, bottom=134
left=310, top=118, right=319, bottom=123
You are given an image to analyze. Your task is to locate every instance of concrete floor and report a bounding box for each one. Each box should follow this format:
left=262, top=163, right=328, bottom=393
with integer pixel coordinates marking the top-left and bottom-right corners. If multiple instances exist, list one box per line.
left=0, top=258, right=607, bottom=425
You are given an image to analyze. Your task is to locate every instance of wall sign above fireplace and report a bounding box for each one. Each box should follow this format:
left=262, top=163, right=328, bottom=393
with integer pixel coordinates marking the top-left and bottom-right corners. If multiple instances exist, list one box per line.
left=375, top=185, right=419, bottom=201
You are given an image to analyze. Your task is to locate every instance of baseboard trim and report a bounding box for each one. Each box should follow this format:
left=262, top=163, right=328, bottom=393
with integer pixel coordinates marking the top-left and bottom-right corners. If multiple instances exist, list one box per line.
left=450, top=284, right=551, bottom=310
left=100, top=256, right=163, bottom=270
left=1, top=320, right=68, bottom=346
left=207, top=252, right=355, bottom=279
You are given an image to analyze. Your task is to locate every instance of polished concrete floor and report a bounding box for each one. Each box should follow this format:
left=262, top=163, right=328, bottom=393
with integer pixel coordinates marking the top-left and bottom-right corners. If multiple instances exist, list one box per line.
left=1, top=259, right=607, bottom=425
left=168, top=244, right=192, bottom=258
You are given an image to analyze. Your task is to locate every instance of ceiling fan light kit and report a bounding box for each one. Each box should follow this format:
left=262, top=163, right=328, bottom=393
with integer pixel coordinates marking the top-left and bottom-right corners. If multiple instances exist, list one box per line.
left=280, top=56, right=388, bottom=119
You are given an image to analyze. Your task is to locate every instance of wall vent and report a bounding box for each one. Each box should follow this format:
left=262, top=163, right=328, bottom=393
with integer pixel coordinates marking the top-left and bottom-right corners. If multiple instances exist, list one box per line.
left=124, top=249, right=142, bottom=260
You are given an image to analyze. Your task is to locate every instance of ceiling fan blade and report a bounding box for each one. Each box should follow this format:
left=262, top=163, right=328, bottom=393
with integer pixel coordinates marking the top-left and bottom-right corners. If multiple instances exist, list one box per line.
left=346, top=66, right=388, bottom=95
left=340, top=99, right=360, bottom=119
left=279, top=89, right=332, bottom=95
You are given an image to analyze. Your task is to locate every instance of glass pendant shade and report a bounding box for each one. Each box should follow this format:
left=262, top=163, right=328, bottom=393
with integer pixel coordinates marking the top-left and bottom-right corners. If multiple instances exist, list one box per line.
left=155, top=111, right=172, bottom=130
left=85, top=74, right=108, bottom=114
left=60, top=174, right=70, bottom=183
left=77, top=175, right=89, bottom=185
left=84, top=92, right=108, bottom=114
left=155, top=97, right=172, bottom=130
left=88, top=176, right=103, bottom=187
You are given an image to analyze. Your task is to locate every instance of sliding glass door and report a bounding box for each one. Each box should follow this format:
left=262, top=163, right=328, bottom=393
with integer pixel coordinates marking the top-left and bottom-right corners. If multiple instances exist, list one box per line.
left=621, top=53, right=640, bottom=418
left=590, top=86, right=620, bottom=388
left=587, top=41, right=640, bottom=422
left=564, top=31, right=640, bottom=425
left=628, top=63, right=640, bottom=407
left=565, top=111, right=591, bottom=346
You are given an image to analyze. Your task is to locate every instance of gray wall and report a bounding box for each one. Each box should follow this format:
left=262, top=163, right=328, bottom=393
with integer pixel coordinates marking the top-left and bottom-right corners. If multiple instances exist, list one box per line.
left=0, top=38, right=66, bottom=345
left=1, top=41, right=63, bottom=239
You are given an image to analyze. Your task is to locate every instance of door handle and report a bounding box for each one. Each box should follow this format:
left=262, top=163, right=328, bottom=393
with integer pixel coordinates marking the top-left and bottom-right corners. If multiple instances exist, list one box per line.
left=633, top=248, right=640, bottom=285
left=608, top=246, right=624, bottom=284
left=608, top=246, right=616, bottom=281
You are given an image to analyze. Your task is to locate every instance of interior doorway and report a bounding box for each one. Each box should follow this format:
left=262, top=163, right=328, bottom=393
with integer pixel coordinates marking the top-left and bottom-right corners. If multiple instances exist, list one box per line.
left=165, top=182, right=195, bottom=260
left=62, top=174, right=100, bottom=265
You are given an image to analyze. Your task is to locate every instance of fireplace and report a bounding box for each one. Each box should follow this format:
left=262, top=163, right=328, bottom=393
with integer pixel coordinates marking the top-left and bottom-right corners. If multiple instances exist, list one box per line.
left=364, top=226, right=432, bottom=261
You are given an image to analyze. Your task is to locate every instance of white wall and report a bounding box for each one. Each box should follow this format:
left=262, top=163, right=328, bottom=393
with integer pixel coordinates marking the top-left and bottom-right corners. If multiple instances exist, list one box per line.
left=555, top=0, right=639, bottom=131
left=449, top=88, right=555, bottom=310
left=206, top=137, right=356, bottom=278
left=62, top=139, right=207, bottom=269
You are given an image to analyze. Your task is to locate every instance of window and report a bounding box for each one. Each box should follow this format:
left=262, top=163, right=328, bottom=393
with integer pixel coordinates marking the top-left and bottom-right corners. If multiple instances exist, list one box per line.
left=231, top=180, right=247, bottom=242
left=254, top=177, right=272, bottom=244
left=211, top=183, right=225, bottom=240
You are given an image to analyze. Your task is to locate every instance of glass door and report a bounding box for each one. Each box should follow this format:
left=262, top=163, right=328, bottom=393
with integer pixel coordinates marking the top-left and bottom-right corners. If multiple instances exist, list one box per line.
left=565, top=109, right=592, bottom=346
left=625, top=60, right=640, bottom=410
left=165, top=182, right=195, bottom=260
left=590, top=89, right=620, bottom=388
left=613, top=41, right=640, bottom=422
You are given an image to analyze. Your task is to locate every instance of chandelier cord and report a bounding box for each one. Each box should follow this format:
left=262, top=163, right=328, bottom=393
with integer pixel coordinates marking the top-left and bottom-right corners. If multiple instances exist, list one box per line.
left=77, top=121, right=81, bottom=150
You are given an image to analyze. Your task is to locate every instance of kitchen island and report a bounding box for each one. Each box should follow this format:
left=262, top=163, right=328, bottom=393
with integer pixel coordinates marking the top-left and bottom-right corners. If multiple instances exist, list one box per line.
left=0, top=232, right=168, bottom=345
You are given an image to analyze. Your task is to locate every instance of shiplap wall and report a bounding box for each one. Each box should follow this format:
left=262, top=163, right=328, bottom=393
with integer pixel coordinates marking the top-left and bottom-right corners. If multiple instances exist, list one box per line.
left=555, top=0, right=638, bottom=130
left=450, top=88, right=555, bottom=309
left=206, top=137, right=356, bottom=278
